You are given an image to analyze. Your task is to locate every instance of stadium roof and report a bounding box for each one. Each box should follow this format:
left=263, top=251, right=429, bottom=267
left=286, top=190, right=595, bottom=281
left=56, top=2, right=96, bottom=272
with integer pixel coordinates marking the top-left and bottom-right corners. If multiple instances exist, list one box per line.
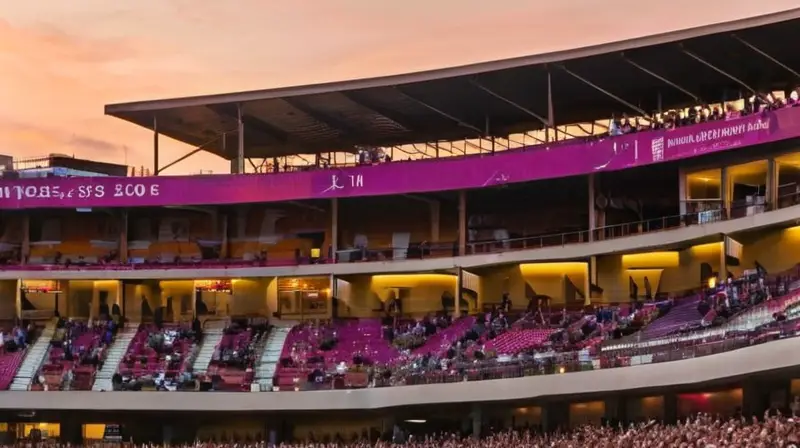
left=106, top=9, right=800, bottom=160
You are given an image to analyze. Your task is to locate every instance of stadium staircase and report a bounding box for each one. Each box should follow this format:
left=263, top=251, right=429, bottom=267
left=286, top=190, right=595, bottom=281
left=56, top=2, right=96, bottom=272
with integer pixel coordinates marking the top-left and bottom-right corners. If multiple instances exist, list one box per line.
left=9, top=320, right=56, bottom=391
left=190, top=319, right=228, bottom=375
left=255, top=322, right=293, bottom=391
left=91, top=322, right=139, bottom=391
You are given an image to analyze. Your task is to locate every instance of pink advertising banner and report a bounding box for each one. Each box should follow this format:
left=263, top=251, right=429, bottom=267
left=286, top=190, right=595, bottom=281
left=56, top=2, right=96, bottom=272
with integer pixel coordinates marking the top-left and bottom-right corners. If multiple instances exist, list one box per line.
left=1, top=107, right=799, bottom=210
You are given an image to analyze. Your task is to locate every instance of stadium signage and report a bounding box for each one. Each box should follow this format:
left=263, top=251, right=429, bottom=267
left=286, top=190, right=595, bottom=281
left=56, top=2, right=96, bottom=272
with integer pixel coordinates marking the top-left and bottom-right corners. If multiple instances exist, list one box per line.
left=0, top=108, right=797, bottom=210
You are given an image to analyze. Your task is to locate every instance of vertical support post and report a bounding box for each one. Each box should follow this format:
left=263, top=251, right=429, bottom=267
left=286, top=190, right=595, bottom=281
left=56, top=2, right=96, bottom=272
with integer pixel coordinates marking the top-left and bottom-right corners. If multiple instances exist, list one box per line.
left=470, top=404, right=482, bottom=439
left=547, top=69, right=556, bottom=141
left=584, top=262, right=591, bottom=306
left=429, top=201, right=440, bottom=243
left=331, top=198, right=339, bottom=261
left=720, top=239, right=728, bottom=280
left=657, top=92, right=663, bottom=115
left=721, top=167, right=731, bottom=219
left=236, top=103, right=245, bottom=175
left=118, top=210, right=128, bottom=263
left=767, top=158, right=779, bottom=210
left=455, top=267, right=462, bottom=317
left=21, top=213, right=30, bottom=265
left=678, top=168, right=687, bottom=216
left=588, top=173, right=596, bottom=242
left=220, top=213, right=229, bottom=259
left=458, top=191, right=467, bottom=256
left=153, top=116, right=160, bottom=176
left=15, top=279, right=22, bottom=321
left=589, top=255, right=598, bottom=301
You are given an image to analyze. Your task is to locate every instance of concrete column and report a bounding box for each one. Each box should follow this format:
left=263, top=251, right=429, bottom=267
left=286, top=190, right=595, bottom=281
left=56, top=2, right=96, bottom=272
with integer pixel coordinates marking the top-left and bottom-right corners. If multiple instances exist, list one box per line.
left=21, top=213, right=30, bottom=265
left=584, top=262, right=591, bottom=306
left=429, top=201, right=440, bottom=243
left=678, top=168, right=687, bottom=216
left=588, top=173, right=596, bottom=242
left=455, top=268, right=463, bottom=316
left=767, top=158, right=779, bottom=210
left=236, top=103, right=245, bottom=175
left=721, top=167, right=731, bottom=219
left=604, top=397, right=627, bottom=426
left=15, top=279, right=22, bottom=320
left=331, top=198, right=339, bottom=261
left=220, top=213, right=229, bottom=259
left=153, top=116, right=159, bottom=176
left=470, top=404, right=482, bottom=438
left=720, top=240, right=728, bottom=280
left=663, top=393, right=678, bottom=424
left=458, top=191, right=467, bottom=256
left=118, top=210, right=128, bottom=263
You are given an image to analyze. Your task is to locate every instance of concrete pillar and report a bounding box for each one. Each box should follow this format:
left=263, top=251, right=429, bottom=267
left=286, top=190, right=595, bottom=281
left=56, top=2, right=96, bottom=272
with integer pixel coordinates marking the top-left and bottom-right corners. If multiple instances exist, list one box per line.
left=458, top=191, right=467, bottom=256
left=663, top=393, right=678, bottom=424
left=220, top=213, right=229, bottom=259
left=455, top=268, right=463, bottom=316
left=21, top=213, right=30, bottom=265
left=331, top=198, right=339, bottom=261
left=588, top=173, right=596, bottom=242
left=429, top=201, right=440, bottom=243
left=678, top=168, right=687, bottom=216
left=471, top=404, right=482, bottom=438
left=604, top=397, right=627, bottom=426
left=721, top=167, right=731, bottom=219
left=118, top=210, right=128, bottom=263
left=542, top=402, right=569, bottom=433
left=767, top=158, right=779, bottom=210
left=584, top=262, right=591, bottom=306
left=153, top=116, right=159, bottom=176
left=15, top=279, right=22, bottom=320
left=720, top=240, right=728, bottom=280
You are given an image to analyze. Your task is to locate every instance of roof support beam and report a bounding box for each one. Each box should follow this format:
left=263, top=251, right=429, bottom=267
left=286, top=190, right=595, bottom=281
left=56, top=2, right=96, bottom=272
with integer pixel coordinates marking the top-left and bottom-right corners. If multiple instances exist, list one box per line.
left=680, top=46, right=756, bottom=94
left=281, top=98, right=357, bottom=135
left=393, top=87, right=484, bottom=135
left=730, top=34, right=800, bottom=80
left=339, top=92, right=420, bottom=132
left=622, top=55, right=702, bottom=103
left=468, top=79, right=549, bottom=127
left=558, top=65, right=648, bottom=116
left=158, top=132, right=227, bottom=173
left=207, top=105, right=289, bottom=143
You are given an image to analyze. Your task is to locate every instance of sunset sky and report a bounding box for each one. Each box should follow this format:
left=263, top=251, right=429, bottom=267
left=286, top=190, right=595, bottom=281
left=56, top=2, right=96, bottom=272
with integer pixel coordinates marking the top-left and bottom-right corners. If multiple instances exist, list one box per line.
left=1, top=1, right=798, bottom=175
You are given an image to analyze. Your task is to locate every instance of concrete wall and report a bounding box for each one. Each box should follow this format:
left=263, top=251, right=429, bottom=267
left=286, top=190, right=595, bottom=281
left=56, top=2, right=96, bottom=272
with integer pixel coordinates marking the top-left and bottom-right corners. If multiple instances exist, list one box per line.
left=480, top=263, right=588, bottom=308
left=595, top=243, right=722, bottom=301
left=230, top=278, right=271, bottom=316
left=0, top=280, right=16, bottom=320
left=342, top=274, right=457, bottom=317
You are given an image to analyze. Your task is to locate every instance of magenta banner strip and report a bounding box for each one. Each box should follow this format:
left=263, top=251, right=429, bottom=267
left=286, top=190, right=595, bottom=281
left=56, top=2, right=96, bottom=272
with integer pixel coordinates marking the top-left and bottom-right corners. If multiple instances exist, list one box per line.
left=1, top=108, right=798, bottom=210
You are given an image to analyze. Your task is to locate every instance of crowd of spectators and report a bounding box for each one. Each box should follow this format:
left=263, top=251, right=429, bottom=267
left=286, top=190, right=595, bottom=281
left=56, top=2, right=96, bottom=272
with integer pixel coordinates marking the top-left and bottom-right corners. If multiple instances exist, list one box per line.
left=608, top=88, right=800, bottom=137
left=26, top=413, right=795, bottom=447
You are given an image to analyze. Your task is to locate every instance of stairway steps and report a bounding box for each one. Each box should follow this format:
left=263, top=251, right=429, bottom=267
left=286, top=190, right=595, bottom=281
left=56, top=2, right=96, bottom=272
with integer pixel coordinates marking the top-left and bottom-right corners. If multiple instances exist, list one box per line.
left=91, top=322, right=140, bottom=391
left=253, top=327, right=291, bottom=390
left=9, top=321, right=56, bottom=391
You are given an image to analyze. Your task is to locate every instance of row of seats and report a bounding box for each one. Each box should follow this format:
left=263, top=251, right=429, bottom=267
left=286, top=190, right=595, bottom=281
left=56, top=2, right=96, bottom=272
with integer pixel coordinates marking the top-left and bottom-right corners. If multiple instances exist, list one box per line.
left=34, top=320, right=111, bottom=391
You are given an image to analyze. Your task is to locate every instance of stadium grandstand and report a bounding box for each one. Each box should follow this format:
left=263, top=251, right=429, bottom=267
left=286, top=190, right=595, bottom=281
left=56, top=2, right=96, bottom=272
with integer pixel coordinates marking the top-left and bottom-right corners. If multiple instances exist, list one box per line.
left=0, top=8, right=800, bottom=446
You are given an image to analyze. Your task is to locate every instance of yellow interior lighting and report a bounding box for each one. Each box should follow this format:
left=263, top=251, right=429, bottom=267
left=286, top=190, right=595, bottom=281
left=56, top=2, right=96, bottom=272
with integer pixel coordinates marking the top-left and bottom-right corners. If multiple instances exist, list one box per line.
left=621, top=252, right=679, bottom=268
left=689, top=242, right=723, bottom=256
left=520, top=262, right=587, bottom=276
